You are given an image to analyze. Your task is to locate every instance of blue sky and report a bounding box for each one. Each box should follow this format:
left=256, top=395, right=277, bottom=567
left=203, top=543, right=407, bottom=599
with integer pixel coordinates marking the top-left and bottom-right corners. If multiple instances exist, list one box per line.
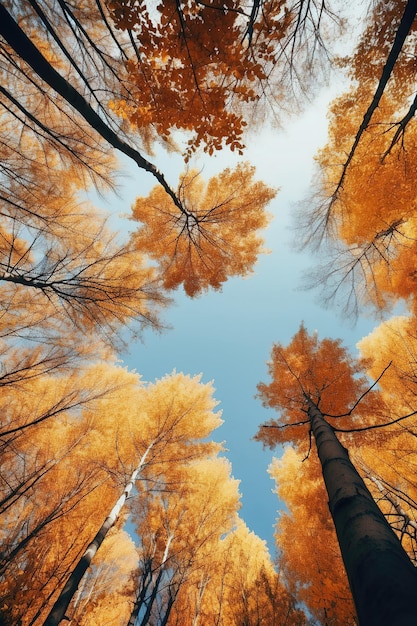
left=95, top=85, right=378, bottom=556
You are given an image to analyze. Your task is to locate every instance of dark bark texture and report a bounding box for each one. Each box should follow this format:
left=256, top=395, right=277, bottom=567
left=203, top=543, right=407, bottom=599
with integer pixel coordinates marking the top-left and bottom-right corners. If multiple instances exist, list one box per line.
left=308, top=399, right=417, bottom=626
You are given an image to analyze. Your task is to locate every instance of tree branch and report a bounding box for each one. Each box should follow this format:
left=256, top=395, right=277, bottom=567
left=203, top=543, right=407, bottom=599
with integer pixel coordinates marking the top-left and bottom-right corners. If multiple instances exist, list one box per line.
left=324, top=0, right=417, bottom=222
left=325, top=361, right=392, bottom=419
left=0, top=4, right=187, bottom=215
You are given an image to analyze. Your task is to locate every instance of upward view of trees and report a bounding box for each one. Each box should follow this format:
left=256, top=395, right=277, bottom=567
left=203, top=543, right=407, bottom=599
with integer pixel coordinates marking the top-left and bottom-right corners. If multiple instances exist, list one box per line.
left=2, top=0, right=417, bottom=625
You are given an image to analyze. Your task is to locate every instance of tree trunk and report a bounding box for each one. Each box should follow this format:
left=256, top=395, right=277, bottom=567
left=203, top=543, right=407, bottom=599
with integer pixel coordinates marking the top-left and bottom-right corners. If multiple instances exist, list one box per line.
left=307, top=398, right=417, bottom=626
left=0, top=5, right=184, bottom=215
left=42, top=443, right=154, bottom=626
left=137, top=533, right=174, bottom=626
left=331, top=0, right=417, bottom=197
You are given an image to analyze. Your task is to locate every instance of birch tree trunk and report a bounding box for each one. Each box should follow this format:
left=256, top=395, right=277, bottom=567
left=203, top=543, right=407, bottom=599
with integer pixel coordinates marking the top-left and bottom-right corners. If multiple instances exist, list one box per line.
left=307, top=398, right=417, bottom=626
left=43, top=443, right=154, bottom=626
left=135, top=533, right=174, bottom=626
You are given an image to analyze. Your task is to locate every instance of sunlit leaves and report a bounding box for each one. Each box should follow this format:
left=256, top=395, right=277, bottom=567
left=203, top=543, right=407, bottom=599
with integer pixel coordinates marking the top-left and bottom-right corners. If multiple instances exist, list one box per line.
left=0, top=144, right=168, bottom=355
left=269, top=448, right=356, bottom=624
left=131, top=162, right=275, bottom=296
left=108, top=0, right=264, bottom=156
left=0, top=365, right=227, bottom=624
left=256, top=324, right=382, bottom=450
left=304, top=0, right=417, bottom=316
left=108, top=0, right=340, bottom=157
left=68, top=528, right=138, bottom=626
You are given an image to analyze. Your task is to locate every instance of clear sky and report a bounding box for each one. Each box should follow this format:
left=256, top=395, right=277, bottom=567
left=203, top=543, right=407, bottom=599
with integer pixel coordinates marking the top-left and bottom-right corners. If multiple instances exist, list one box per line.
left=95, top=83, right=378, bottom=557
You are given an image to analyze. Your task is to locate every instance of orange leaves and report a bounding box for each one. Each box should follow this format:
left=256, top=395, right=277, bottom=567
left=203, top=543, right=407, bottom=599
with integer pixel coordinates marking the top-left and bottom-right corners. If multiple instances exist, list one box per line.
left=131, top=162, right=275, bottom=296
left=270, top=448, right=356, bottom=624
left=309, top=2, right=417, bottom=316
left=358, top=315, right=417, bottom=413
left=256, top=324, right=384, bottom=450
left=137, top=371, right=224, bottom=458
left=0, top=363, right=228, bottom=625
left=107, top=0, right=279, bottom=157
left=0, top=150, right=169, bottom=354
left=107, top=0, right=339, bottom=159
left=315, top=93, right=417, bottom=314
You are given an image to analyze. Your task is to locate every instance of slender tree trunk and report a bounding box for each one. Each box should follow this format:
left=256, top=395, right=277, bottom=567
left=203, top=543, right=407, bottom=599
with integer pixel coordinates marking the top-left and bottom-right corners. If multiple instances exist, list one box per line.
left=160, top=589, right=178, bottom=626
left=307, top=398, right=417, bottom=626
left=137, top=533, right=174, bottom=626
left=127, top=559, right=154, bottom=626
left=331, top=0, right=417, bottom=198
left=192, top=574, right=209, bottom=626
left=0, top=5, right=185, bottom=215
left=43, top=443, right=154, bottom=626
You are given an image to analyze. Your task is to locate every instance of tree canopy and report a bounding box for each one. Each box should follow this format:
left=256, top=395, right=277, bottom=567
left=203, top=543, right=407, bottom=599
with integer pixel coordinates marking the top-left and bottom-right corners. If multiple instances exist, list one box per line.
left=2, top=1, right=417, bottom=625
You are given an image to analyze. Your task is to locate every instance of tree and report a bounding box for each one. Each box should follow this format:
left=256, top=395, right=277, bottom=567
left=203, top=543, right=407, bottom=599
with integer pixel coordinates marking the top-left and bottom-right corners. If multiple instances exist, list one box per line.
left=304, top=89, right=417, bottom=316
left=356, top=316, right=417, bottom=563
left=128, top=489, right=306, bottom=626
left=42, top=442, right=155, bottom=626
left=1, top=0, right=340, bottom=174
left=256, top=324, right=417, bottom=626
left=200, top=520, right=306, bottom=626
left=108, top=0, right=340, bottom=159
left=126, top=455, right=240, bottom=626
left=0, top=2, right=183, bottom=206
left=0, top=109, right=170, bottom=360
left=318, top=0, right=417, bottom=212
left=0, top=1, right=282, bottom=334
left=0, top=362, right=144, bottom=626
left=38, top=371, right=224, bottom=626
left=301, top=0, right=417, bottom=316
left=131, top=163, right=275, bottom=296
left=67, top=528, right=138, bottom=626
left=0, top=184, right=167, bottom=350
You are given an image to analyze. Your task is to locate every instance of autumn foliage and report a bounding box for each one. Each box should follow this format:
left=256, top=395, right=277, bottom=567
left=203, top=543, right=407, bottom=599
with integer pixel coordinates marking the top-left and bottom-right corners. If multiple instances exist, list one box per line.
left=256, top=324, right=385, bottom=449
left=131, top=163, right=274, bottom=295
left=270, top=448, right=356, bottom=624
left=108, top=0, right=336, bottom=158
left=257, top=323, right=417, bottom=623
left=3, top=1, right=417, bottom=625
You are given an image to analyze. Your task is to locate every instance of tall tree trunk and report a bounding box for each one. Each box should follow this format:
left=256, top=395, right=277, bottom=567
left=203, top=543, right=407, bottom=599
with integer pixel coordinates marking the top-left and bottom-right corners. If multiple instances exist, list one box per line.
left=0, top=5, right=185, bottom=215
left=127, top=559, right=154, bottom=626
left=43, top=443, right=154, bottom=626
left=307, top=398, right=417, bottom=626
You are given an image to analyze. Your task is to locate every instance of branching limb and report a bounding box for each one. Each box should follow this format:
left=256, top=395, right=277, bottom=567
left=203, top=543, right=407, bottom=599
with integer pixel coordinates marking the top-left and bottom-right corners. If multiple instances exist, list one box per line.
left=0, top=4, right=187, bottom=215
left=333, top=407, right=417, bottom=433
left=323, top=0, right=417, bottom=223
left=325, top=361, right=392, bottom=419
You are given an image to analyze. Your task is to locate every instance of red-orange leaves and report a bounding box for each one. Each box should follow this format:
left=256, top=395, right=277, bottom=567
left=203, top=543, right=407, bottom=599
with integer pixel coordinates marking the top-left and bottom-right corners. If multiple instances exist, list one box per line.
left=256, top=324, right=382, bottom=449
left=130, top=163, right=275, bottom=296
left=108, top=0, right=261, bottom=157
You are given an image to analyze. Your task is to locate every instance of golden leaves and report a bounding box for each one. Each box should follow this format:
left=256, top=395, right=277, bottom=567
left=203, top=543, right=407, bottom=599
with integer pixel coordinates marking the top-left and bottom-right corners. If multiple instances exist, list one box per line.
left=0, top=363, right=229, bottom=625
left=309, top=1, right=417, bottom=316
left=131, top=162, right=275, bottom=296
left=269, top=448, right=356, bottom=624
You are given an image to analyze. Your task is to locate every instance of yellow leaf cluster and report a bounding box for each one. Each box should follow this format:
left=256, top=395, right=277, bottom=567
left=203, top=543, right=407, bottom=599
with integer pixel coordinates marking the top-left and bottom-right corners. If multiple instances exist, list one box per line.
left=0, top=362, right=230, bottom=625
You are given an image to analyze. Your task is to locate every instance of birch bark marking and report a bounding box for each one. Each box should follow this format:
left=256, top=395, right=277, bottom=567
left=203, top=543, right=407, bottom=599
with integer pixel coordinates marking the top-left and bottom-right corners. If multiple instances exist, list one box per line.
left=307, top=398, right=417, bottom=626
left=43, top=442, right=154, bottom=626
